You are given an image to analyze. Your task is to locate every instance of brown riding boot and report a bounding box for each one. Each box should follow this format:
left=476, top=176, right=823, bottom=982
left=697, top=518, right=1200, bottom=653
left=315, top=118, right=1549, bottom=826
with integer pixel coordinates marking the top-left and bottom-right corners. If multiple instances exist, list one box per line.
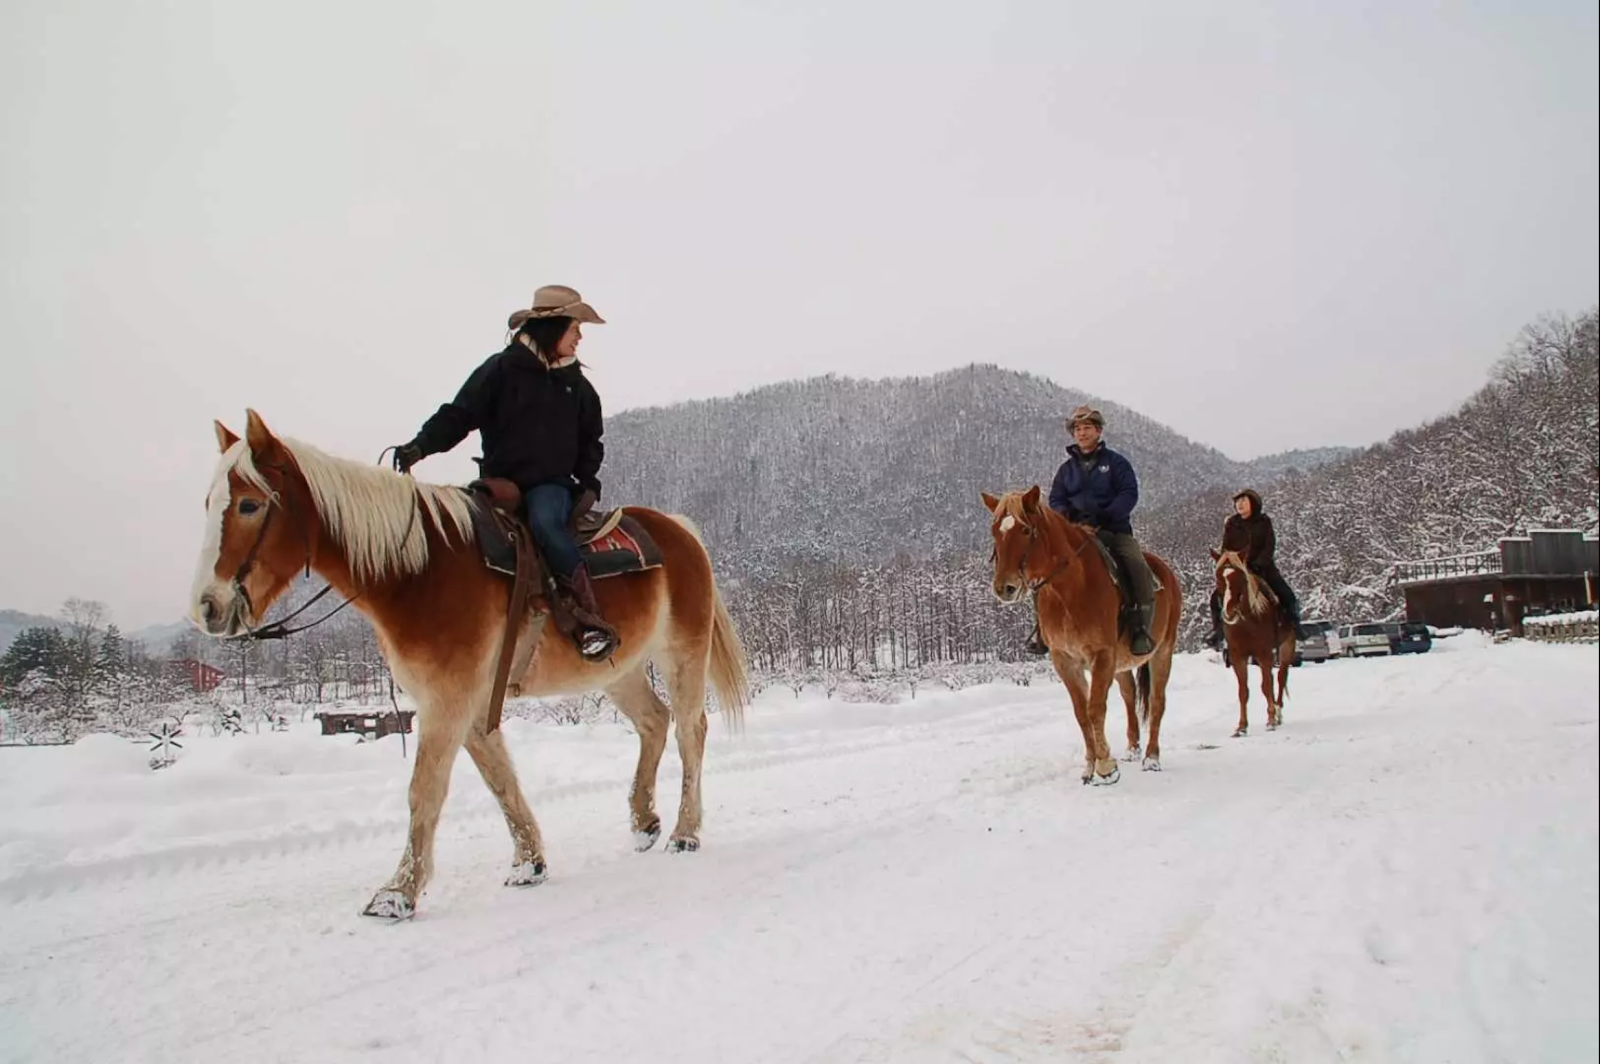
left=561, top=562, right=620, bottom=659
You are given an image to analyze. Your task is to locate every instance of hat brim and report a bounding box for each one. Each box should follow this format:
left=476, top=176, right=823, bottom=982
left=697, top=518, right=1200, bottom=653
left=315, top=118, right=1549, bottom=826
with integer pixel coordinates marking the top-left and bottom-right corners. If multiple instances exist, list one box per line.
left=507, top=302, right=606, bottom=330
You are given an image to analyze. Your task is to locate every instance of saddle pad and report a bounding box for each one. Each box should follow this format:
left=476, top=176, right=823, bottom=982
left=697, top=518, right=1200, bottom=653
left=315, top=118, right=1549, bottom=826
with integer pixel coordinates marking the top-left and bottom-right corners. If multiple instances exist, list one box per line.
left=584, top=515, right=664, bottom=579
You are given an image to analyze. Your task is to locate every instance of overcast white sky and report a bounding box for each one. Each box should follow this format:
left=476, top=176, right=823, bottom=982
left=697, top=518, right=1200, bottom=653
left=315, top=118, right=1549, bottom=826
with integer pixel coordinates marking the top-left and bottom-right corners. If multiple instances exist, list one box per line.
left=2, top=1, right=1596, bottom=630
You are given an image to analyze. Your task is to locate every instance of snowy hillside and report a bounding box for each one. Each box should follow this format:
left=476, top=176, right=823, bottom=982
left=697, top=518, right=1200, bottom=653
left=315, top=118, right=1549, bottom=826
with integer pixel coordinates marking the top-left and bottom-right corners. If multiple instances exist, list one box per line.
left=2, top=635, right=1594, bottom=1062
left=599, top=364, right=1255, bottom=566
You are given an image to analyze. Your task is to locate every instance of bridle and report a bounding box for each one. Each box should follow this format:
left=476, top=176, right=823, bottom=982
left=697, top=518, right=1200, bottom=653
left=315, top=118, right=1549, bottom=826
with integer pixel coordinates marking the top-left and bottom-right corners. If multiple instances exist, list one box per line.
left=992, top=512, right=1096, bottom=594
left=229, top=453, right=417, bottom=641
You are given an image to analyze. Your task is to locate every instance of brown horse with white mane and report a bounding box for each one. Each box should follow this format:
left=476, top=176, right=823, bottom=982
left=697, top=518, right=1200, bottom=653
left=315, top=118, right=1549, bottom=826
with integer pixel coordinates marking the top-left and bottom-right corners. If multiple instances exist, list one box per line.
left=1210, top=548, right=1293, bottom=738
left=982, top=486, right=1182, bottom=782
left=189, top=410, right=750, bottom=919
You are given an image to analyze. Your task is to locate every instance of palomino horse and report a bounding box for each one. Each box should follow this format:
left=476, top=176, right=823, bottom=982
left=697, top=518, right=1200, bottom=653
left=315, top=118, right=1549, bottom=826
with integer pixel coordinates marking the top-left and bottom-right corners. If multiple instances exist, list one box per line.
left=981, top=486, right=1182, bottom=781
left=1210, top=549, right=1293, bottom=738
left=189, top=410, right=751, bottom=919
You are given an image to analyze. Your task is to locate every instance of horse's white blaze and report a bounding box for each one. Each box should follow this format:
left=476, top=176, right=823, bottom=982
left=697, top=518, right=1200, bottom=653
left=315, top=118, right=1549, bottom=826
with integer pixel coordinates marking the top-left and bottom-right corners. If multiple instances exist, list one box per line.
left=189, top=454, right=237, bottom=625
left=999, top=515, right=1017, bottom=533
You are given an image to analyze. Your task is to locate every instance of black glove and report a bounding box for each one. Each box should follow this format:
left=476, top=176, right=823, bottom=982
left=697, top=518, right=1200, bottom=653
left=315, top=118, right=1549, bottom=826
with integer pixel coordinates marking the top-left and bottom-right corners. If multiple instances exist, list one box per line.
left=392, top=441, right=424, bottom=474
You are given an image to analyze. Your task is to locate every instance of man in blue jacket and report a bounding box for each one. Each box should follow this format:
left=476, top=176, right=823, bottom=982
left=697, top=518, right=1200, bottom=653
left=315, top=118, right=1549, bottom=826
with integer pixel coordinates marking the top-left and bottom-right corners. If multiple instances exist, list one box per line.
left=1026, top=404, right=1158, bottom=656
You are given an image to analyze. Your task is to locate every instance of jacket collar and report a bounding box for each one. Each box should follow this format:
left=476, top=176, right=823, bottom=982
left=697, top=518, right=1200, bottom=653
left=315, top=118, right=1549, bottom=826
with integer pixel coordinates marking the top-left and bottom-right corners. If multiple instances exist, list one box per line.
left=512, top=334, right=578, bottom=370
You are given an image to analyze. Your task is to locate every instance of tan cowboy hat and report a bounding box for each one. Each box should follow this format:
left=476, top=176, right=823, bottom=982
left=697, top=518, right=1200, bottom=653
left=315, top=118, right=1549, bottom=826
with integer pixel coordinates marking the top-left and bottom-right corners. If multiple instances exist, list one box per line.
left=506, top=284, right=606, bottom=331
left=1067, top=404, right=1105, bottom=429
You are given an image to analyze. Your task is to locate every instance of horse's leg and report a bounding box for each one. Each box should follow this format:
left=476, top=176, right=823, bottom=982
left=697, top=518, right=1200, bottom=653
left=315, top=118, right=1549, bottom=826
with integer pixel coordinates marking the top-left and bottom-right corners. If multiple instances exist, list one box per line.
left=463, top=722, right=547, bottom=886
left=664, top=653, right=711, bottom=853
left=606, top=665, right=672, bottom=851
left=364, top=701, right=472, bottom=919
left=1231, top=643, right=1251, bottom=737
left=1259, top=655, right=1279, bottom=730
left=1086, top=652, right=1120, bottom=785
left=1050, top=652, right=1096, bottom=784
left=1116, top=671, right=1141, bottom=762
left=1274, top=641, right=1292, bottom=727
left=1143, top=644, right=1175, bottom=771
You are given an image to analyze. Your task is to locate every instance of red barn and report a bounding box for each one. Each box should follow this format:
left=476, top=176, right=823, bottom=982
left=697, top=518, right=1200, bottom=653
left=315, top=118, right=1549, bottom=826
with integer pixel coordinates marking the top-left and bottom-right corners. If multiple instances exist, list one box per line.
left=167, top=658, right=226, bottom=693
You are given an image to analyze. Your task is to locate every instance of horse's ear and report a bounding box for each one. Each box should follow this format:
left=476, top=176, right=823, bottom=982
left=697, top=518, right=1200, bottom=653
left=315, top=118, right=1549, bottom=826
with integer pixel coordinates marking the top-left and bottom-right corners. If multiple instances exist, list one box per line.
left=214, top=420, right=239, bottom=453
left=1021, top=485, right=1042, bottom=512
left=981, top=492, right=1001, bottom=513
left=244, top=408, right=282, bottom=460
left=1209, top=547, right=1221, bottom=561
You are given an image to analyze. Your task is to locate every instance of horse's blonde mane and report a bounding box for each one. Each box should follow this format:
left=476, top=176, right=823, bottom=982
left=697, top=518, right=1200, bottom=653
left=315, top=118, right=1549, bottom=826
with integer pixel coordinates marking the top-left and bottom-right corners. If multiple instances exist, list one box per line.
left=1216, top=550, right=1268, bottom=616
left=226, top=437, right=477, bottom=586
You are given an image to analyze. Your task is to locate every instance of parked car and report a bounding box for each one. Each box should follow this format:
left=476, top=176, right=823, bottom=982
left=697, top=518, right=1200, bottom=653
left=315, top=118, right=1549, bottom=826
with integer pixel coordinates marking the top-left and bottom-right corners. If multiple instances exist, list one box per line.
left=1297, top=619, right=1339, bottom=662
left=1386, top=620, right=1433, bottom=654
left=1337, top=623, right=1392, bottom=657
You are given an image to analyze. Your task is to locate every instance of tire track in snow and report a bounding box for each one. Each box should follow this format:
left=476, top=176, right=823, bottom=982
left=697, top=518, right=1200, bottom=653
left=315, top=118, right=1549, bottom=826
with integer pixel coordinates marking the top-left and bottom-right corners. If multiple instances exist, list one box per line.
left=0, top=694, right=1058, bottom=902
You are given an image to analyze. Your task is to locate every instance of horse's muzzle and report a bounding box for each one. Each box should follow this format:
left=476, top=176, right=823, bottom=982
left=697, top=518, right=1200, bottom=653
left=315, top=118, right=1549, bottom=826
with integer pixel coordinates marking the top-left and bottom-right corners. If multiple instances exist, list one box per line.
left=993, top=580, right=1023, bottom=604
left=193, top=585, right=249, bottom=638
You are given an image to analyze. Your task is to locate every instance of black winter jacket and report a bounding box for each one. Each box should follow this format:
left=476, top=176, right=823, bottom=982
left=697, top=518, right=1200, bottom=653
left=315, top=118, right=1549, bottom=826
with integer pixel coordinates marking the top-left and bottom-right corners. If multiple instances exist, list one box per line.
left=412, top=344, right=605, bottom=497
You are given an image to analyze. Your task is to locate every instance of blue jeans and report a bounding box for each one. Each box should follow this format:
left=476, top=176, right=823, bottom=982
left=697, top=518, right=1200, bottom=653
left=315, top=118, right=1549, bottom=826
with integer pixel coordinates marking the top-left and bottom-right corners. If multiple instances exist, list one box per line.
left=523, top=483, right=582, bottom=578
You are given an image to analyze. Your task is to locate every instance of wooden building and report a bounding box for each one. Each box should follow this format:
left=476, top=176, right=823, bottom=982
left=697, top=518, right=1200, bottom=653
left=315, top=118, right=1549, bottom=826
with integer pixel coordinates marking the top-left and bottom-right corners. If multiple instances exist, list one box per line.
left=1396, top=529, right=1598, bottom=636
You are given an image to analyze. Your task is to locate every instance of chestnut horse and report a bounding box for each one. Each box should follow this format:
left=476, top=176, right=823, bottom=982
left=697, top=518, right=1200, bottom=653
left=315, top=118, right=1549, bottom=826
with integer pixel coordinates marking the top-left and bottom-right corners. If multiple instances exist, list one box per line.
left=982, top=486, right=1182, bottom=781
left=189, top=410, right=751, bottom=919
left=1210, top=548, right=1293, bottom=738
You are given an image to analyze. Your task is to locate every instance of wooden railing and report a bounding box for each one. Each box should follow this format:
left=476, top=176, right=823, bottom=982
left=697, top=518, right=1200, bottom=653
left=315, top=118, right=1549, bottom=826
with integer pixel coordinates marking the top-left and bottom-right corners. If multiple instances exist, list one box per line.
left=1394, top=550, right=1502, bottom=585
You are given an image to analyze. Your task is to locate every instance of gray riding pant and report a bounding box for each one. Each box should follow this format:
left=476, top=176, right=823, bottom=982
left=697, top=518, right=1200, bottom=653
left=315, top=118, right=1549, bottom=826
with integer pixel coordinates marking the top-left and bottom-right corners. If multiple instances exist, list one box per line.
left=1098, top=531, right=1157, bottom=608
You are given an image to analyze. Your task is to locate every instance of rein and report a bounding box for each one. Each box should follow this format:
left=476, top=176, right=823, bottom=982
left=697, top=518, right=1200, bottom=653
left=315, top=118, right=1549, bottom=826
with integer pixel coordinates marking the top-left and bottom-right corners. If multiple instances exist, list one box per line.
left=234, top=449, right=419, bottom=642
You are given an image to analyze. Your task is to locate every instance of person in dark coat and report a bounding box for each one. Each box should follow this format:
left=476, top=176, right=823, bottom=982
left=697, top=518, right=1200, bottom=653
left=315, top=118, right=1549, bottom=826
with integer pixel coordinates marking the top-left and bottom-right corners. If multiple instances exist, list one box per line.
left=391, top=284, right=616, bottom=659
left=1204, top=488, right=1310, bottom=648
left=1025, top=404, right=1159, bottom=656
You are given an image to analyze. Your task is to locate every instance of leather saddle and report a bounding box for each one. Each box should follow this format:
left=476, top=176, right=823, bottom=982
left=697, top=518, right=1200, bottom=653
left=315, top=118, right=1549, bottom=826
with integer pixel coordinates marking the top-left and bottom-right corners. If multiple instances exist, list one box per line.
left=465, top=478, right=663, bottom=580
left=462, top=477, right=664, bottom=732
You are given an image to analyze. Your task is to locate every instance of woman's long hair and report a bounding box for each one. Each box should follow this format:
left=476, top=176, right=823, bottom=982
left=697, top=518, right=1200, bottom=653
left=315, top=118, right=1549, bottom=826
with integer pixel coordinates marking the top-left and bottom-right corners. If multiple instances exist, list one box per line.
left=515, top=316, right=576, bottom=365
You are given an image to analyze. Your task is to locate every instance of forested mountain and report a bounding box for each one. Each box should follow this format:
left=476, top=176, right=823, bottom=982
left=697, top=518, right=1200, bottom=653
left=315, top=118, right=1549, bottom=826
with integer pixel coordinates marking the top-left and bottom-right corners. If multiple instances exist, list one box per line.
left=599, top=364, right=1257, bottom=568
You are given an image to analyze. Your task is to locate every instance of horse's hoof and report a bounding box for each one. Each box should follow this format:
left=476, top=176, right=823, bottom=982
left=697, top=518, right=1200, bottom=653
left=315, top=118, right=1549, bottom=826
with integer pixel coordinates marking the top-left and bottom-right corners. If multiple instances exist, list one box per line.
left=1266, top=722, right=1278, bottom=732
left=1121, top=744, right=1142, bottom=763
left=1090, top=764, right=1121, bottom=787
left=504, top=859, right=548, bottom=887
left=633, top=825, right=661, bottom=853
left=1232, top=727, right=1248, bottom=738
left=362, top=890, right=414, bottom=921
left=665, top=836, right=700, bottom=853
left=1142, top=756, right=1162, bottom=772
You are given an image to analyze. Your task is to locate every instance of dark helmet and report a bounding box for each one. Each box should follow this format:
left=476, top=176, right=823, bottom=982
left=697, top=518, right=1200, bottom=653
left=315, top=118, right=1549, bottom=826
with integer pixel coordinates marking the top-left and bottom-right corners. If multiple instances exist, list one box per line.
left=1232, top=488, right=1264, bottom=514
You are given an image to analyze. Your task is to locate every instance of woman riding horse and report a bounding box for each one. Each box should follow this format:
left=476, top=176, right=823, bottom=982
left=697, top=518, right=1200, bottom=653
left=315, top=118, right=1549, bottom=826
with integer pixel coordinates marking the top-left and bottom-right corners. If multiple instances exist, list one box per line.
left=392, top=284, right=617, bottom=659
left=1204, top=488, right=1310, bottom=648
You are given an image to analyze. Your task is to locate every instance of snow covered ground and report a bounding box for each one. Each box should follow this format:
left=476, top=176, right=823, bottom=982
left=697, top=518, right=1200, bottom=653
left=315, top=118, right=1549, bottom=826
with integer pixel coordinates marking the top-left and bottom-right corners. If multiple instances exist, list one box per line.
left=1, top=633, right=1595, bottom=1063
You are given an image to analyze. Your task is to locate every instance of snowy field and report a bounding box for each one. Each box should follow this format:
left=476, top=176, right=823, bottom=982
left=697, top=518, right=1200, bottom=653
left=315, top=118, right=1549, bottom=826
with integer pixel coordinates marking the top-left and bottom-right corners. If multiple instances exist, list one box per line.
left=1, top=633, right=1595, bottom=1064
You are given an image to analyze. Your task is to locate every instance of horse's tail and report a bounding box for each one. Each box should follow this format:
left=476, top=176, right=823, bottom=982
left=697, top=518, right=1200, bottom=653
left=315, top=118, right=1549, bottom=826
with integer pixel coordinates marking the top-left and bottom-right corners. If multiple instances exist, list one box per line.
left=708, top=585, right=751, bottom=732
left=670, top=514, right=751, bottom=732
left=1136, top=662, right=1152, bottom=728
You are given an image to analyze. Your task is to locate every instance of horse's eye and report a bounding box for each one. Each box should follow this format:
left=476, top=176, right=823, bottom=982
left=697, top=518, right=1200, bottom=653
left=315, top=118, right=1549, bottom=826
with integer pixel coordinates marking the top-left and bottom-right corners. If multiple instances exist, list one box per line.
left=237, top=499, right=262, bottom=516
